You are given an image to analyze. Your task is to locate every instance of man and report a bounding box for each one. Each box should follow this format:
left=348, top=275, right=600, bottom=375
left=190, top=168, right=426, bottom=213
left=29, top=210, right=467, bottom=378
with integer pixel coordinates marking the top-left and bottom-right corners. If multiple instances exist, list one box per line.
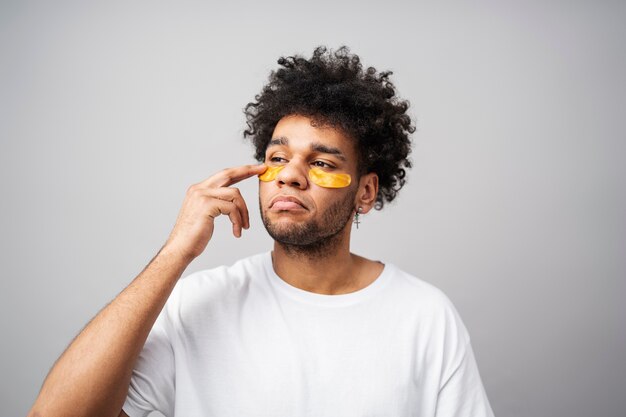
left=29, top=46, right=495, bottom=417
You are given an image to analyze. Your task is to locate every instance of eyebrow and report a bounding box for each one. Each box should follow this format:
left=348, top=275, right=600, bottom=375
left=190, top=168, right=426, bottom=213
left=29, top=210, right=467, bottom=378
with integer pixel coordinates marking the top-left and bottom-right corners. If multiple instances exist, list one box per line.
left=268, top=136, right=347, bottom=161
left=268, top=137, right=289, bottom=147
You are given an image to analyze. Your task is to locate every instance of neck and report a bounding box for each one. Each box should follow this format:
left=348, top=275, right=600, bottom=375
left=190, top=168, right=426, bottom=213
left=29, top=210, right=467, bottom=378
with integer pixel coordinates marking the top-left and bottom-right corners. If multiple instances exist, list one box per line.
left=271, top=225, right=363, bottom=295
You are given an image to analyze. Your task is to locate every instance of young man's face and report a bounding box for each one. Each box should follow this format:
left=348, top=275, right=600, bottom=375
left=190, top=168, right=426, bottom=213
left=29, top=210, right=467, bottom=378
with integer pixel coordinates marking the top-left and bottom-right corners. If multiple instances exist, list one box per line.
left=258, top=114, right=361, bottom=247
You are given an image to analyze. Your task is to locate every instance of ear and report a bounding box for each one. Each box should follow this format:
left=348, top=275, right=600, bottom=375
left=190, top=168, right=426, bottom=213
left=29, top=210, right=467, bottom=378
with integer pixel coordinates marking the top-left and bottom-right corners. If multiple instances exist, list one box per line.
left=355, top=172, right=379, bottom=214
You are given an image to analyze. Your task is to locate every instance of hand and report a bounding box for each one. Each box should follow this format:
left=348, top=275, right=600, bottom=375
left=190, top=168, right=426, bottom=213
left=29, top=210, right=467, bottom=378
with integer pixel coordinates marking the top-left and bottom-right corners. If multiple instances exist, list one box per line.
left=164, top=164, right=266, bottom=262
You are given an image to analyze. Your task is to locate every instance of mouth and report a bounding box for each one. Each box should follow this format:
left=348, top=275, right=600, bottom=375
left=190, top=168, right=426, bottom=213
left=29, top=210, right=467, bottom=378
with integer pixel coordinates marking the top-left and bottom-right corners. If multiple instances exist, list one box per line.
left=270, top=195, right=307, bottom=211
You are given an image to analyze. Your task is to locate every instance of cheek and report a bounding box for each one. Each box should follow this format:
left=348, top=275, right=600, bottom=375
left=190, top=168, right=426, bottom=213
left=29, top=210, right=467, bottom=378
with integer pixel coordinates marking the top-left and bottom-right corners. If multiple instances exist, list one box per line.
left=258, top=180, right=270, bottom=199
left=258, top=180, right=277, bottom=207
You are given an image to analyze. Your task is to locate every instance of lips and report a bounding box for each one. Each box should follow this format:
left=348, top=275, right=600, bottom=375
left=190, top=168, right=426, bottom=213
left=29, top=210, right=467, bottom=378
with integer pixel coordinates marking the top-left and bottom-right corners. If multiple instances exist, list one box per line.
left=270, top=195, right=307, bottom=210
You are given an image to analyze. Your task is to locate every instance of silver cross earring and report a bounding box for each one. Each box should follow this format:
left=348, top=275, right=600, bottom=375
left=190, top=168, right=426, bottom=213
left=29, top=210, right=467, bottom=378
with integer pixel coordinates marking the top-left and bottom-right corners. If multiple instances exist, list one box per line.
left=354, top=207, right=363, bottom=229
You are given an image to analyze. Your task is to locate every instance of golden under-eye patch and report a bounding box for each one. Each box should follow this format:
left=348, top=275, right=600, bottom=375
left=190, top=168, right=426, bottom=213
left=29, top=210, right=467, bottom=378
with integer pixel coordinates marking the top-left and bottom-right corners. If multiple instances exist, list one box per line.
left=258, top=165, right=284, bottom=181
left=258, top=165, right=351, bottom=188
left=308, top=167, right=351, bottom=188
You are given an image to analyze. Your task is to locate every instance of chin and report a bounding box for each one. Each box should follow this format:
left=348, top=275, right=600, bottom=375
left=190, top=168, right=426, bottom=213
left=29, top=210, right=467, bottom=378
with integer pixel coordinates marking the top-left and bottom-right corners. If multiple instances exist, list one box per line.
left=263, top=215, right=313, bottom=236
left=265, top=216, right=309, bottom=231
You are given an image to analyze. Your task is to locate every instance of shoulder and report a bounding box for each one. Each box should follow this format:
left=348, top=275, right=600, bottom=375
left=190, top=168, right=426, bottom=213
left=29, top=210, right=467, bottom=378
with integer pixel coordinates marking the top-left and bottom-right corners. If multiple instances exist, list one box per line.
left=383, top=263, right=471, bottom=344
left=165, top=252, right=269, bottom=312
left=181, top=252, right=267, bottom=286
left=384, top=263, right=455, bottom=310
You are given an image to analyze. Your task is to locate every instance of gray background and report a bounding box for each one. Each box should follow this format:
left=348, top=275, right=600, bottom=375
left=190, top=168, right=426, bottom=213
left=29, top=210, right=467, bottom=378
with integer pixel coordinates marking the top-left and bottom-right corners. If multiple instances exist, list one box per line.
left=1, top=1, right=624, bottom=416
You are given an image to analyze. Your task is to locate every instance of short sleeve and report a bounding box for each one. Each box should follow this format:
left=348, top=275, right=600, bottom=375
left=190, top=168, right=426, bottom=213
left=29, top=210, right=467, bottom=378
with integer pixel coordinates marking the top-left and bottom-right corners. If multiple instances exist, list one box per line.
left=431, top=292, right=495, bottom=417
left=435, top=340, right=495, bottom=417
left=122, top=307, right=176, bottom=417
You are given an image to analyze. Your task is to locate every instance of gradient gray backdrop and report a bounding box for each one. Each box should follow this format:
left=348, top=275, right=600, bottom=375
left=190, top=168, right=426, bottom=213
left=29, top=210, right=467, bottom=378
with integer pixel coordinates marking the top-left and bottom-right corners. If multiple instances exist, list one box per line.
left=1, top=1, right=624, bottom=416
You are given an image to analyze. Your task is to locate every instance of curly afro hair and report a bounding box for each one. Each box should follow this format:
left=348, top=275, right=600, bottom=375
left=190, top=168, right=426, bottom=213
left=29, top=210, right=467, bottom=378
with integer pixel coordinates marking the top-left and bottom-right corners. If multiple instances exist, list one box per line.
left=243, top=46, right=415, bottom=209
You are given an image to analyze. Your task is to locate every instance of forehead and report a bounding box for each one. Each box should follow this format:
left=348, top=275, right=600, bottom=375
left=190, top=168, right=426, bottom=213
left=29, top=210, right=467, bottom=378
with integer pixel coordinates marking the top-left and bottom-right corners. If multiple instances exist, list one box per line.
left=268, top=115, right=357, bottom=158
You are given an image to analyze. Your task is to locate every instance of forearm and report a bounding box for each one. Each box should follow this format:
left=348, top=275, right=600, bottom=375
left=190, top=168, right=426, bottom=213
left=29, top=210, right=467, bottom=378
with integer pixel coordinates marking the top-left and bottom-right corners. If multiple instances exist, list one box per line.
left=28, top=164, right=263, bottom=417
left=29, top=245, right=191, bottom=417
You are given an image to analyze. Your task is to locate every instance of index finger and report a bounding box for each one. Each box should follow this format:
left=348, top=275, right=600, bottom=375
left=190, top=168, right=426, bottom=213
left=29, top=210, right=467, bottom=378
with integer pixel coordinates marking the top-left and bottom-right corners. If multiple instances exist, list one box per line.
left=204, top=164, right=267, bottom=188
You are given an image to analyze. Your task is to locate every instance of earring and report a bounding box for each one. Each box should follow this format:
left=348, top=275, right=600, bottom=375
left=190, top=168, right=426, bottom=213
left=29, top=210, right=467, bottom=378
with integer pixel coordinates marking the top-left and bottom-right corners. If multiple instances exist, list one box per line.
left=354, top=207, right=363, bottom=229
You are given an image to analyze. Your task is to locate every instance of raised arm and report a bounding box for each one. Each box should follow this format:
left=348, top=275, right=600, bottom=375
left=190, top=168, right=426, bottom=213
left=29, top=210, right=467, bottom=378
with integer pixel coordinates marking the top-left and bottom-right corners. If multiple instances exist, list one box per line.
left=28, top=164, right=266, bottom=417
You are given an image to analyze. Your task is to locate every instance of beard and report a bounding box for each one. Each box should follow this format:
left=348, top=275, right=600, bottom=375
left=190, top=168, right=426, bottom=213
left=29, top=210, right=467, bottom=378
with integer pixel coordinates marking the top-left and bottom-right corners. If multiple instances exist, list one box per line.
left=260, top=188, right=357, bottom=259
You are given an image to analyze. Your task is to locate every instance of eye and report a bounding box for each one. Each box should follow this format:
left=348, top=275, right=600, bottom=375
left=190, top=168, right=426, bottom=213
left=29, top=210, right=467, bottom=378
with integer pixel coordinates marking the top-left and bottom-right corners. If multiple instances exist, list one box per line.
left=312, top=160, right=334, bottom=169
left=269, top=156, right=288, bottom=164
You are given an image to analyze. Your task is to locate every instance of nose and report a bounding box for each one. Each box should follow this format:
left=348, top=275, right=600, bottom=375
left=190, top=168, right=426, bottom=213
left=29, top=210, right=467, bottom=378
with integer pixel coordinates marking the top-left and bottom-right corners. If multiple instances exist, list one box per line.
left=275, top=159, right=308, bottom=190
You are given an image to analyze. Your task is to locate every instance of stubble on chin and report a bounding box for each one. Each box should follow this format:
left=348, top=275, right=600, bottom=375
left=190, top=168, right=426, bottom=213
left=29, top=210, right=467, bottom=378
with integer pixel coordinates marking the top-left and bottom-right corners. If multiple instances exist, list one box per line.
left=259, top=190, right=356, bottom=259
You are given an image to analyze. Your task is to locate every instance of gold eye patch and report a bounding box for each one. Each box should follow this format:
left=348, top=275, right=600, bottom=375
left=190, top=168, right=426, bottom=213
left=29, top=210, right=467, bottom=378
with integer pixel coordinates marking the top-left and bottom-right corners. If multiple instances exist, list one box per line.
left=308, top=167, right=351, bottom=188
left=258, top=165, right=284, bottom=181
left=258, top=165, right=351, bottom=188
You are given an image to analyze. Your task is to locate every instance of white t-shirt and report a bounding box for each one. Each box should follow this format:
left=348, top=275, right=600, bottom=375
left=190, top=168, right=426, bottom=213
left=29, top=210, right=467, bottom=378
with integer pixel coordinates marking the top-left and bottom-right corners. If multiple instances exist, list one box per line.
left=123, top=252, right=495, bottom=417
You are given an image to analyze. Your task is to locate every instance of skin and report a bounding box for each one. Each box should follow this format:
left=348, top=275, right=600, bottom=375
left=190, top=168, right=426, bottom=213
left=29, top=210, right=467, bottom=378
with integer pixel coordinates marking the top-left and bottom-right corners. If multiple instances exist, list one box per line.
left=260, top=114, right=383, bottom=295
left=28, top=114, right=383, bottom=417
left=28, top=165, right=265, bottom=417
